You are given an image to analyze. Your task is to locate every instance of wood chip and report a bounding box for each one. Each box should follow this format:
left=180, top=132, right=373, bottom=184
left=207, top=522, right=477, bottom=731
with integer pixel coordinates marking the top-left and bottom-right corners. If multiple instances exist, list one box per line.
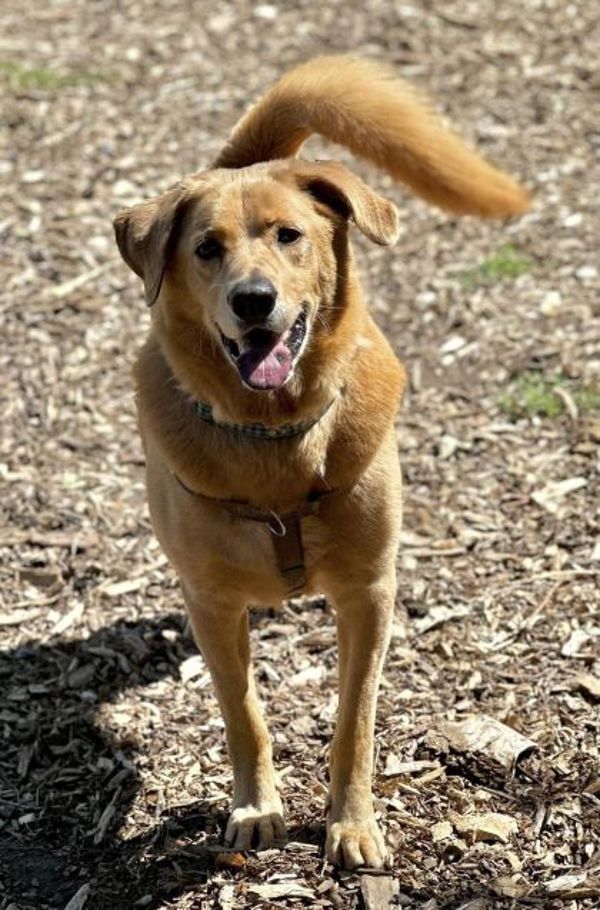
left=64, top=884, right=90, bottom=910
left=491, top=875, right=530, bottom=898
left=67, top=664, right=96, bottom=689
left=414, top=604, right=471, bottom=633
left=546, top=870, right=588, bottom=892
left=50, top=262, right=113, bottom=300
left=179, top=654, right=206, bottom=683
left=450, top=811, right=518, bottom=843
left=288, top=665, right=327, bottom=687
left=101, top=577, right=148, bottom=597
left=431, top=820, right=454, bottom=842
left=426, top=715, right=535, bottom=777
left=360, top=874, right=399, bottom=910
left=247, top=882, right=313, bottom=899
left=218, top=884, right=235, bottom=910
left=0, top=529, right=99, bottom=550
left=561, top=628, right=591, bottom=657
left=93, top=793, right=118, bottom=844
left=575, top=673, right=600, bottom=700
left=49, top=601, right=84, bottom=636
left=531, top=477, right=587, bottom=514
left=383, top=757, right=441, bottom=777
left=0, top=607, right=43, bottom=626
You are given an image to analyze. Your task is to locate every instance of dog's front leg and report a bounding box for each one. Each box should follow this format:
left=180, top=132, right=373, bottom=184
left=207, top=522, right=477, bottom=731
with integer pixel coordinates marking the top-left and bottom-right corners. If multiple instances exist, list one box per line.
left=326, top=575, right=394, bottom=869
left=184, top=591, right=286, bottom=850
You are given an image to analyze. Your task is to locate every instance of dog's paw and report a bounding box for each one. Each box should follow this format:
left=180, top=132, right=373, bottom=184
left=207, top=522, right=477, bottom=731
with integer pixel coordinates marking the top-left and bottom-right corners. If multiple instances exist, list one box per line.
left=225, top=800, right=287, bottom=851
left=326, top=817, right=388, bottom=870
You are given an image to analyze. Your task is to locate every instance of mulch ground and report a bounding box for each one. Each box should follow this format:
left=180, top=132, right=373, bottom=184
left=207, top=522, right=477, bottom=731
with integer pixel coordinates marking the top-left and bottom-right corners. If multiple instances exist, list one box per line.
left=1, top=1, right=598, bottom=908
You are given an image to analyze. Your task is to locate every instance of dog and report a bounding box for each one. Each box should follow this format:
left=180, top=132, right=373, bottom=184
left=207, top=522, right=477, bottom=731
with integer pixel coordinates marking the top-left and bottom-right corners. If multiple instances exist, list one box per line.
left=114, top=56, right=529, bottom=869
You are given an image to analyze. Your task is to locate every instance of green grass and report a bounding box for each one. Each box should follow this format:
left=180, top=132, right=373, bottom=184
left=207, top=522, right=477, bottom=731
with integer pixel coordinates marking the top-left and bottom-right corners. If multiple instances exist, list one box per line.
left=462, top=245, right=532, bottom=289
left=499, top=371, right=600, bottom=420
left=0, top=61, right=112, bottom=91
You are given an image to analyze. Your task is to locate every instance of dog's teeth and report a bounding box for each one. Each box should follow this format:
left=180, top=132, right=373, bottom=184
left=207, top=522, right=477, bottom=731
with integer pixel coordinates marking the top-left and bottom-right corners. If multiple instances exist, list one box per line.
left=219, top=330, right=240, bottom=359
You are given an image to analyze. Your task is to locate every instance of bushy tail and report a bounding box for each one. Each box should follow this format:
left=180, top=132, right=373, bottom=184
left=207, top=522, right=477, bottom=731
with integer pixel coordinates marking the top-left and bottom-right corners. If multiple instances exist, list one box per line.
left=214, top=56, right=530, bottom=218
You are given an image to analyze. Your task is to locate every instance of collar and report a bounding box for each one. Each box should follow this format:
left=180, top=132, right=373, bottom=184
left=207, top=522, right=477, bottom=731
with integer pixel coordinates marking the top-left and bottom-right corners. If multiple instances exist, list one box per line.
left=195, top=397, right=336, bottom=440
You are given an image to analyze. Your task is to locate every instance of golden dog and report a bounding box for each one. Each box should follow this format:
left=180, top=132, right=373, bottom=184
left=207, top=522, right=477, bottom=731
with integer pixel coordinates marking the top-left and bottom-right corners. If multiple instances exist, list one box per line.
left=114, top=56, right=528, bottom=869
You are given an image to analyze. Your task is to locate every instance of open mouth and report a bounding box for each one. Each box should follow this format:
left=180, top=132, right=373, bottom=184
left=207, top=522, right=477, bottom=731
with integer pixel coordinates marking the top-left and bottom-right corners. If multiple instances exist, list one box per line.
left=219, top=310, right=308, bottom=390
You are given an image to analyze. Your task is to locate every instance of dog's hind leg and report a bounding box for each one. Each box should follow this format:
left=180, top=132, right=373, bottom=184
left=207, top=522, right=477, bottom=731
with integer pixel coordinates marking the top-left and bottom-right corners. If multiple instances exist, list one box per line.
left=183, top=590, right=286, bottom=850
left=326, top=574, right=395, bottom=869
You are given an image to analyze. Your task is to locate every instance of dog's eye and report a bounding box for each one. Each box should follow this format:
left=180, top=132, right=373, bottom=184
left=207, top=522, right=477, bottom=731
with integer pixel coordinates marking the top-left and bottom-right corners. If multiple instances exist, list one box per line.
left=277, top=227, right=302, bottom=245
left=195, top=237, right=222, bottom=260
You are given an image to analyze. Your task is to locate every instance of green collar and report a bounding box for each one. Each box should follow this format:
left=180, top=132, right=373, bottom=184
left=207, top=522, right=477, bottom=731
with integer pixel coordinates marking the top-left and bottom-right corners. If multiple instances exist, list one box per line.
left=195, top=398, right=335, bottom=440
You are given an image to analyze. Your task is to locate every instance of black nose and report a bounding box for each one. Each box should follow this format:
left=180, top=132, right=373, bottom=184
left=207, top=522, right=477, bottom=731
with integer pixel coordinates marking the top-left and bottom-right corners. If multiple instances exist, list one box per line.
left=229, top=276, right=277, bottom=324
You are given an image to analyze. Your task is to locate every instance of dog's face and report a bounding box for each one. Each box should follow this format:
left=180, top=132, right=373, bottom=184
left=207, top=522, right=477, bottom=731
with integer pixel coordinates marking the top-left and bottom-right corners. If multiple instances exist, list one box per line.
left=115, top=161, right=399, bottom=391
left=172, top=170, right=335, bottom=391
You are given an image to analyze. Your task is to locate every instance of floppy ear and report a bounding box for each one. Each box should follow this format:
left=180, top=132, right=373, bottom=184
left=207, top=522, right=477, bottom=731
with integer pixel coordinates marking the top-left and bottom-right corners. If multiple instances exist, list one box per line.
left=293, top=160, right=400, bottom=246
left=113, top=184, right=187, bottom=306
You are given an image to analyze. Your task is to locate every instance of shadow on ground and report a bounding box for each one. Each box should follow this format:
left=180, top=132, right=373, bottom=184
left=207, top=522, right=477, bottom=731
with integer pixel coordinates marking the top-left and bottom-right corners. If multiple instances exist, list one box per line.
left=0, top=615, right=303, bottom=909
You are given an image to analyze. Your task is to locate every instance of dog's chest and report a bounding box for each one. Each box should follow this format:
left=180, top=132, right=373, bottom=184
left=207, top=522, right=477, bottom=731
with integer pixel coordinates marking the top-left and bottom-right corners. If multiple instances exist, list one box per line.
left=188, top=430, right=332, bottom=509
left=166, top=495, right=331, bottom=604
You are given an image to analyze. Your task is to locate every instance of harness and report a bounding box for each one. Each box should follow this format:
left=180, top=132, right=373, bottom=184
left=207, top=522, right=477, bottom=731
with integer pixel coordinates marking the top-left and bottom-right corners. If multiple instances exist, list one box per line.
left=171, top=396, right=339, bottom=597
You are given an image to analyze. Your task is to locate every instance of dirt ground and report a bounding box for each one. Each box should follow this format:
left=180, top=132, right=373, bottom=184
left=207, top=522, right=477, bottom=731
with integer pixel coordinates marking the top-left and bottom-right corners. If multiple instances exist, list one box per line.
left=1, top=1, right=599, bottom=908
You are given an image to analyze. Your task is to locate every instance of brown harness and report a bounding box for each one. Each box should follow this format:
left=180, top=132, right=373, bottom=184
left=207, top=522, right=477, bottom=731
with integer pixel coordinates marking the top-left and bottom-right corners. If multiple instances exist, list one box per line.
left=173, top=472, right=334, bottom=597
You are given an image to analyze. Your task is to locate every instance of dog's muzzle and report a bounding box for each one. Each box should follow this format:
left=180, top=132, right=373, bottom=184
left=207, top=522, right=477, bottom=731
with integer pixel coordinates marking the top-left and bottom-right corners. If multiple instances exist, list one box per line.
left=219, top=309, right=309, bottom=390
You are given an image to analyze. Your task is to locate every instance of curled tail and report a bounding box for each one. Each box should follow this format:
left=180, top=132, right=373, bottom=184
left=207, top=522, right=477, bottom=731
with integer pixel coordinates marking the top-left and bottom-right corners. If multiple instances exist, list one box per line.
left=214, top=56, right=530, bottom=218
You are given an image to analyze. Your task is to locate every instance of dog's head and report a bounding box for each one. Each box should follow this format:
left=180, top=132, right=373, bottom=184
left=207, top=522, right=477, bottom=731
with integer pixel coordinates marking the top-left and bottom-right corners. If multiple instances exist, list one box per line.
left=114, top=161, right=398, bottom=392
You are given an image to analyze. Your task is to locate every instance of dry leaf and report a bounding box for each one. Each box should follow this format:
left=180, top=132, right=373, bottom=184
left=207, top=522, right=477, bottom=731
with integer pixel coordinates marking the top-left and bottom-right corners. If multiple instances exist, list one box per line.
left=215, top=851, right=246, bottom=870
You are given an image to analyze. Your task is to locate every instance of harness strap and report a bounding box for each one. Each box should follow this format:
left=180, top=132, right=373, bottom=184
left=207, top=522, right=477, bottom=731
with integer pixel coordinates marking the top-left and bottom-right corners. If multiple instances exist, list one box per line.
left=172, top=471, right=332, bottom=596
left=270, top=511, right=306, bottom=597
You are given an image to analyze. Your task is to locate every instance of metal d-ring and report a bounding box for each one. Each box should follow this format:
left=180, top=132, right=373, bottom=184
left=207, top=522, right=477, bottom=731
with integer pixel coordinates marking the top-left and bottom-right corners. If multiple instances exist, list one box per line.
left=267, top=511, right=287, bottom=537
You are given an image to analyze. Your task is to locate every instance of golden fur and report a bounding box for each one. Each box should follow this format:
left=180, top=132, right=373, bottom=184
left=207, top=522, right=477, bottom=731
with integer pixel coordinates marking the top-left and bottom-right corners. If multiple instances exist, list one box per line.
left=114, top=56, right=529, bottom=869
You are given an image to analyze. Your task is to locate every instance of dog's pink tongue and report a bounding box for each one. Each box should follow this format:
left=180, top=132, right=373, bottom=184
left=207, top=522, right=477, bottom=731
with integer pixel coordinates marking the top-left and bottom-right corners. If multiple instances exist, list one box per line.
left=238, top=339, right=293, bottom=390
